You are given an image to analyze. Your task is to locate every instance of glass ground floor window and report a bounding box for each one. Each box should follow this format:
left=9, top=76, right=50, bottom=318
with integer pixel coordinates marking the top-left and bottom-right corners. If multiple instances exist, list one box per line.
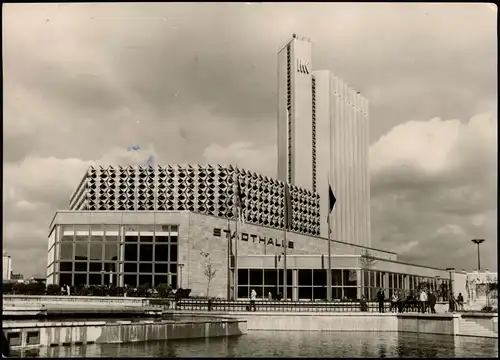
left=52, top=223, right=179, bottom=289
left=236, top=268, right=450, bottom=301
left=237, top=268, right=360, bottom=300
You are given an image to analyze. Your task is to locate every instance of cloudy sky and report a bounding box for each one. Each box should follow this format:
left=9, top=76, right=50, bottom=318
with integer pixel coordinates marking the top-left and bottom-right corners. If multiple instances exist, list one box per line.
left=3, top=3, right=497, bottom=277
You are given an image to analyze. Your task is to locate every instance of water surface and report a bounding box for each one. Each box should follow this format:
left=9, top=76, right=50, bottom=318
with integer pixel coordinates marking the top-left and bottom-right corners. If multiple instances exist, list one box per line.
left=19, top=331, right=498, bottom=358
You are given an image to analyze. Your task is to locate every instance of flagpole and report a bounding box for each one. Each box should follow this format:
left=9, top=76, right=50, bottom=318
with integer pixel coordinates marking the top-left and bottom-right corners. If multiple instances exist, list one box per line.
left=327, top=182, right=336, bottom=302
left=284, top=221, right=287, bottom=301
left=234, top=208, right=239, bottom=300
left=227, top=217, right=231, bottom=300
left=283, top=183, right=288, bottom=301
left=234, top=173, right=239, bottom=301
left=327, top=207, right=332, bottom=302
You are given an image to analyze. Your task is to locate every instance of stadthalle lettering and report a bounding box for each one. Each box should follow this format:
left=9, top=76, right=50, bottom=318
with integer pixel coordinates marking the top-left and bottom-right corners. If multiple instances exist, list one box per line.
left=214, top=228, right=294, bottom=249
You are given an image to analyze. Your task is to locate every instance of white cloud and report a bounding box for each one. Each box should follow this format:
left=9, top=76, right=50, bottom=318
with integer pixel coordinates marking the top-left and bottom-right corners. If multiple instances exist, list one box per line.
left=371, top=112, right=497, bottom=270
left=436, top=224, right=466, bottom=236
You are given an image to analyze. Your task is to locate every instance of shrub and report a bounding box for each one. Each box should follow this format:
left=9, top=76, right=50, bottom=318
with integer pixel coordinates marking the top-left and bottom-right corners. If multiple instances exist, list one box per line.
left=481, top=306, right=497, bottom=313
left=93, top=285, right=107, bottom=297
left=156, top=283, right=173, bottom=298
left=46, top=284, right=61, bottom=295
left=12, top=283, right=28, bottom=294
left=135, top=284, right=149, bottom=297
left=107, top=286, right=125, bottom=297
left=3, top=281, right=175, bottom=298
left=3, top=282, right=14, bottom=294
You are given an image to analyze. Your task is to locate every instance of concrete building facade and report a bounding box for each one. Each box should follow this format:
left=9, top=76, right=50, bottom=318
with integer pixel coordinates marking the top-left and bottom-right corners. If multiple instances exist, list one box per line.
left=69, top=165, right=320, bottom=236
left=314, top=70, right=371, bottom=246
left=48, top=210, right=451, bottom=301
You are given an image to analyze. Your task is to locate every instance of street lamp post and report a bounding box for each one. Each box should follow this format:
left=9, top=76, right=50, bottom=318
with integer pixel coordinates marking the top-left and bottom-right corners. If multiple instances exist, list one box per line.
left=471, top=239, right=485, bottom=271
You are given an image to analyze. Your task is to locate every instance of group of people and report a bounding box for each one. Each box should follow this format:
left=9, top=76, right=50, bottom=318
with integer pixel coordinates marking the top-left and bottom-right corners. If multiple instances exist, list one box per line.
left=245, top=287, right=465, bottom=314
left=375, top=289, right=439, bottom=313
left=374, top=288, right=465, bottom=313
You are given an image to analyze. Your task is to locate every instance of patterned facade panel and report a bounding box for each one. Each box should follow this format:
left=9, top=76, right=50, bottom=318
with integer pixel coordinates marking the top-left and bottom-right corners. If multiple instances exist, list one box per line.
left=166, top=165, right=176, bottom=211
left=137, top=166, right=155, bottom=210
left=87, top=166, right=97, bottom=211
left=97, top=166, right=117, bottom=210
left=71, top=165, right=321, bottom=236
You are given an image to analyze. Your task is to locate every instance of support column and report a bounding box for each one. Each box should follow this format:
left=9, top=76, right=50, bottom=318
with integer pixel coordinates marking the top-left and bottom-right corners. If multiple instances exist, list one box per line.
left=292, top=269, right=298, bottom=301
left=357, top=269, right=362, bottom=299
left=383, top=273, right=389, bottom=298
left=118, top=226, right=125, bottom=287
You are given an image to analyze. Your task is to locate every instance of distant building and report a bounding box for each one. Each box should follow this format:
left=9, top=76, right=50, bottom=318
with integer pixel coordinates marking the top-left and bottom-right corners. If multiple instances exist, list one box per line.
left=3, top=251, right=12, bottom=281
left=11, top=273, right=24, bottom=281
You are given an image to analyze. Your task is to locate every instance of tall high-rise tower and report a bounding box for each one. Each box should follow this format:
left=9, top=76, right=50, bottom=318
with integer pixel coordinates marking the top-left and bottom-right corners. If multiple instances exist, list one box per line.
left=276, top=35, right=371, bottom=247
left=314, top=70, right=371, bottom=247
left=277, top=34, right=315, bottom=192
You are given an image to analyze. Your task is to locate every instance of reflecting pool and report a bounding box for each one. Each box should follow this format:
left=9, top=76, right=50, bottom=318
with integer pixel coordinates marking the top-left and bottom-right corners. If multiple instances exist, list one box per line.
left=18, top=331, right=498, bottom=358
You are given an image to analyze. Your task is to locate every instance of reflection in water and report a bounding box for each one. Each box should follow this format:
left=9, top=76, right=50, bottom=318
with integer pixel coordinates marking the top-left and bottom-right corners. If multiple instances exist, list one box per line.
left=379, top=342, right=387, bottom=358
left=14, top=331, right=498, bottom=358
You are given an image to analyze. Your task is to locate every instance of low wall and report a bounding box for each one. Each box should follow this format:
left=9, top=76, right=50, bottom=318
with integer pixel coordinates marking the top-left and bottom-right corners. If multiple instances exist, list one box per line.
left=3, top=295, right=149, bottom=307
left=397, top=314, right=460, bottom=336
left=175, top=311, right=399, bottom=332
left=175, top=311, right=462, bottom=336
left=3, top=317, right=247, bottom=350
left=461, top=313, right=498, bottom=334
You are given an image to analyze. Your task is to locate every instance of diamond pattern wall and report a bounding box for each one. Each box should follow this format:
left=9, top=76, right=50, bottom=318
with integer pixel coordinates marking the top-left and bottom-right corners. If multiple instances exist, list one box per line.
left=73, top=165, right=320, bottom=236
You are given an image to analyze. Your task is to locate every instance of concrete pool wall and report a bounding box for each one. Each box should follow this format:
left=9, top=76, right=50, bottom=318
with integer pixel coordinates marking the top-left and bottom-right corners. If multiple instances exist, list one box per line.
left=174, top=311, right=497, bottom=337
left=2, top=317, right=247, bottom=351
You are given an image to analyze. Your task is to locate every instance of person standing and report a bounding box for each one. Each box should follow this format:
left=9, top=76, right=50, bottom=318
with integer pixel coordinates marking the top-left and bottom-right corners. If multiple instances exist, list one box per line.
left=449, top=292, right=456, bottom=313
left=359, top=295, right=368, bottom=312
left=250, top=288, right=257, bottom=312
left=391, top=293, right=398, bottom=313
left=428, top=290, right=437, bottom=313
left=397, top=291, right=404, bottom=313
left=419, top=289, right=428, bottom=313
left=376, top=289, right=385, bottom=313
left=456, top=293, right=464, bottom=311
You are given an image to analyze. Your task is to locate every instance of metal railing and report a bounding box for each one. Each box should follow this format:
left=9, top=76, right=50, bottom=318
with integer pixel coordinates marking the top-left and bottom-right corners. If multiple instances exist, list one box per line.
left=152, top=298, right=444, bottom=313
left=168, top=299, right=398, bottom=312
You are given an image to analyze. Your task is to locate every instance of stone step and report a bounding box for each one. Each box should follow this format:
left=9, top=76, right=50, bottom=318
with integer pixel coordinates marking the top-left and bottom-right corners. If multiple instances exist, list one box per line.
left=459, top=320, right=498, bottom=338
left=460, top=332, right=497, bottom=338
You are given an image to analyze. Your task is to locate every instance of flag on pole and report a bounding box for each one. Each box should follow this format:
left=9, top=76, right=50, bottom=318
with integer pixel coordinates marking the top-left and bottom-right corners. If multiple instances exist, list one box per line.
left=235, top=177, right=244, bottom=223
left=284, top=183, right=292, bottom=230
left=329, top=185, right=336, bottom=213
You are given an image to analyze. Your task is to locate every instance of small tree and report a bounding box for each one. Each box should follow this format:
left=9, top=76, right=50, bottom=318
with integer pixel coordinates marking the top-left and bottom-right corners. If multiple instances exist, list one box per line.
left=201, top=251, right=218, bottom=298
left=359, top=249, right=377, bottom=299
left=359, top=249, right=377, bottom=270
